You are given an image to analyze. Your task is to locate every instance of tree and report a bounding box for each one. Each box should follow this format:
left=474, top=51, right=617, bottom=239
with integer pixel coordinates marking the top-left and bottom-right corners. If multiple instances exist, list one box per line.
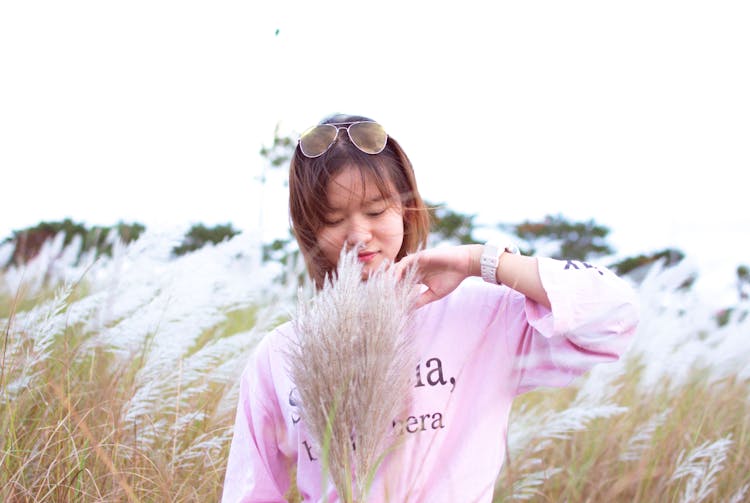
left=259, top=123, right=295, bottom=170
left=257, top=124, right=296, bottom=245
left=3, top=219, right=145, bottom=267
left=715, top=265, right=750, bottom=326
left=609, top=248, right=685, bottom=277
left=504, top=214, right=614, bottom=261
left=427, top=202, right=480, bottom=245
left=172, top=223, right=240, bottom=256
left=737, top=264, right=749, bottom=301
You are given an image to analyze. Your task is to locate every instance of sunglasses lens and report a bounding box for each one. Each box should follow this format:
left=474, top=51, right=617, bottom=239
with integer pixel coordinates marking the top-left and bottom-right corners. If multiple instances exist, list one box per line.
left=348, top=121, right=387, bottom=154
left=299, top=125, right=338, bottom=158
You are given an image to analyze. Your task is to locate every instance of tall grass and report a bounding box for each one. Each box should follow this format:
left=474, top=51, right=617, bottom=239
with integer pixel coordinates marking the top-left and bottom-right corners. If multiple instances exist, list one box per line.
left=1, top=229, right=301, bottom=502
left=495, top=260, right=750, bottom=502
left=1, top=232, right=748, bottom=502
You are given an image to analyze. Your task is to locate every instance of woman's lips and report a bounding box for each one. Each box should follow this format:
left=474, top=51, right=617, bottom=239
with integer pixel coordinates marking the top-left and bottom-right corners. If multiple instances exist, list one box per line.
left=357, top=251, right=378, bottom=263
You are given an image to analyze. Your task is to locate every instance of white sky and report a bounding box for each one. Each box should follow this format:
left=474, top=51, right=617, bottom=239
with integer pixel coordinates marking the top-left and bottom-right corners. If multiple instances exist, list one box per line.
left=1, top=1, right=748, bottom=306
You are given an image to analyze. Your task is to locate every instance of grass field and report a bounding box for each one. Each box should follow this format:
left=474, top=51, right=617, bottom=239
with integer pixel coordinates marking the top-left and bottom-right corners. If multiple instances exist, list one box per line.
left=2, top=231, right=748, bottom=502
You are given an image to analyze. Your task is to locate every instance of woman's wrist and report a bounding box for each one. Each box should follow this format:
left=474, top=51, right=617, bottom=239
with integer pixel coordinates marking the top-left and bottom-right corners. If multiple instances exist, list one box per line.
left=468, top=244, right=484, bottom=278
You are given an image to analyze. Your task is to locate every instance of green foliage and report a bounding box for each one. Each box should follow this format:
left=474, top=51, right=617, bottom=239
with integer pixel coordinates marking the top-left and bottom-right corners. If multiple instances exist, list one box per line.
left=97, top=221, right=145, bottom=256
left=427, top=202, right=480, bottom=245
left=259, top=123, right=296, bottom=171
left=172, top=223, right=241, bottom=256
left=507, top=214, right=614, bottom=261
left=610, top=248, right=686, bottom=277
left=262, top=236, right=295, bottom=263
left=737, top=264, right=749, bottom=301
left=3, top=218, right=145, bottom=266
left=738, top=265, right=750, bottom=279
left=715, top=305, right=748, bottom=326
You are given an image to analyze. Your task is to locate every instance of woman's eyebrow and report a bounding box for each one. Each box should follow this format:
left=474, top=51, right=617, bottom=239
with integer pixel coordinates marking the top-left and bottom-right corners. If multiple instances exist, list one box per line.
left=364, top=194, right=388, bottom=204
left=327, top=194, right=389, bottom=212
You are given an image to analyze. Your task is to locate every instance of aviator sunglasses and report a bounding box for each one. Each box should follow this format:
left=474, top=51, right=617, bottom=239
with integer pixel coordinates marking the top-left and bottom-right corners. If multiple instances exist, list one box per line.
left=298, top=121, right=388, bottom=158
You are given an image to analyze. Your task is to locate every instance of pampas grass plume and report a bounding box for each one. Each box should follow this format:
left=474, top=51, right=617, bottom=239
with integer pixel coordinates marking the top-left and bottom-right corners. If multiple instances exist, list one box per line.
left=286, top=248, right=419, bottom=502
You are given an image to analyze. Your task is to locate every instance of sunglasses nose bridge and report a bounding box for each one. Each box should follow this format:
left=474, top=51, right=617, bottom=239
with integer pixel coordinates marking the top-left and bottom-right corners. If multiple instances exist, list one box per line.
left=340, top=125, right=354, bottom=144
left=329, top=125, right=358, bottom=150
left=323, top=124, right=351, bottom=149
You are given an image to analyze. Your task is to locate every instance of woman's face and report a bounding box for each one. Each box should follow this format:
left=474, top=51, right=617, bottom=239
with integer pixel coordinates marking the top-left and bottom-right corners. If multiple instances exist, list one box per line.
left=316, top=166, right=405, bottom=277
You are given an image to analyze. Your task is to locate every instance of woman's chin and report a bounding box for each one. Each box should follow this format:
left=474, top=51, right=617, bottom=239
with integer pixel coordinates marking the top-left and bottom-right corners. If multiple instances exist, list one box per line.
left=360, top=259, right=385, bottom=279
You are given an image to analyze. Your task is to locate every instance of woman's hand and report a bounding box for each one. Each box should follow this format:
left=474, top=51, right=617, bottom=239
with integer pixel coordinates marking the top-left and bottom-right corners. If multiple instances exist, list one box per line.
left=394, top=245, right=482, bottom=309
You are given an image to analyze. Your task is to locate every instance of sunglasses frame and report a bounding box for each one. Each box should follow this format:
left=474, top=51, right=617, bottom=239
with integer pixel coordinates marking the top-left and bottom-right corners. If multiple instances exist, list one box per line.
left=298, top=121, right=388, bottom=158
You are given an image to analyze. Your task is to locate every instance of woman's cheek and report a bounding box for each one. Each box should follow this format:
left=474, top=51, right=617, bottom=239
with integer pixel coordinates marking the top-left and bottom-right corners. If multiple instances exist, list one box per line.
left=317, top=229, right=344, bottom=264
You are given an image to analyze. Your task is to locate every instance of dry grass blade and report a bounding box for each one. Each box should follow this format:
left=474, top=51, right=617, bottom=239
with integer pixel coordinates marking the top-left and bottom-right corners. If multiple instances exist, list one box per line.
left=286, top=249, right=419, bottom=502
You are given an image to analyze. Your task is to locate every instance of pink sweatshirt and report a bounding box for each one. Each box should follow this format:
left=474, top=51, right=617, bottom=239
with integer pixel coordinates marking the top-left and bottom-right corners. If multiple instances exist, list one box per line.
left=222, top=258, right=639, bottom=502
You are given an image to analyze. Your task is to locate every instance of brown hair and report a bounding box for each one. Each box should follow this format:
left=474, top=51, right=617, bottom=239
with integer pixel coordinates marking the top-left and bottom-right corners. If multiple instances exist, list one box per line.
left=289, top=114, right=430, bottom=288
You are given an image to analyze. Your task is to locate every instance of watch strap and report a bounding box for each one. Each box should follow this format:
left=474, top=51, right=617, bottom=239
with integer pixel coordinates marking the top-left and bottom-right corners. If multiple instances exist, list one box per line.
left=480, top=242, right=519, bottom=284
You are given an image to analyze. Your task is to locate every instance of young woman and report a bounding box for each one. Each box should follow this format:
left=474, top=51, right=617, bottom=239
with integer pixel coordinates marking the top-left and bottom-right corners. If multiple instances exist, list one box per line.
left=222, top=114, right=639, bottom=502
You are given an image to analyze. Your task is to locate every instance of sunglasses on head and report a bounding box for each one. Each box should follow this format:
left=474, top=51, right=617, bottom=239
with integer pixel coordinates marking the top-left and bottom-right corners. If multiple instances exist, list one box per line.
left=298, top=121, right=388, bottom=158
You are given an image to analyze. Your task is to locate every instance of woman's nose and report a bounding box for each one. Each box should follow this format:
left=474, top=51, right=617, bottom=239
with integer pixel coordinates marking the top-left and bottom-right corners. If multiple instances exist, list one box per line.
left=345, top=217, right=372, bottom=248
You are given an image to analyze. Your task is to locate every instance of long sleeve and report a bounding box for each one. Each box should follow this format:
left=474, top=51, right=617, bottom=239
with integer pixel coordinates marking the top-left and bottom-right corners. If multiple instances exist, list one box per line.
left=222, top=336, right=292, bottom=503
left=505, top=257, right=639, bottom=395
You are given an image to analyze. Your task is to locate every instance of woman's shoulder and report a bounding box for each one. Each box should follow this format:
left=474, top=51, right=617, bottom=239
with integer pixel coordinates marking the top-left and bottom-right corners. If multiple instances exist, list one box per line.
left=255, top=320, right=296, bottom=355
left=242, top=321, right=297, bottom=389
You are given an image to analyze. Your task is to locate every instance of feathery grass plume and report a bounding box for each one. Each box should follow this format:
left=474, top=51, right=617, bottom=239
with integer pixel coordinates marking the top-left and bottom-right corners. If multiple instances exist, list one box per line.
left=670, top=435, right=733, bottom=503
left=0, top=241, right=13, bottom=268
left=571, top=355, right=626, bottom=406
left=727, top=483, right=750, bottom=503
left=1, top=228, right=296, bottom=501
left=508, top=402, right=627, bottom=456
left=2, top=231, right=68, bottom=297
left=287, top=248, right=419, bottom=502
left=511, top=465, right=563, bottom=501
left=630, top=259, right=717, bottom=392
left=619, top=407, right=671, bottom=462
left=1, top=281, right=73, bottom=401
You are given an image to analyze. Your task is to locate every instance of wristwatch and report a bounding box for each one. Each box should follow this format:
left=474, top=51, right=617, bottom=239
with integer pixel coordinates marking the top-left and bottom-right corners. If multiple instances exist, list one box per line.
left=480, top=241, right=520, bottom=284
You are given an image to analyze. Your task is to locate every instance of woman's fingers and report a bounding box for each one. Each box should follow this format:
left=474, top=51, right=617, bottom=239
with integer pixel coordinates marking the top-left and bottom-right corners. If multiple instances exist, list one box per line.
left=394, top=252, right=422, bottom=280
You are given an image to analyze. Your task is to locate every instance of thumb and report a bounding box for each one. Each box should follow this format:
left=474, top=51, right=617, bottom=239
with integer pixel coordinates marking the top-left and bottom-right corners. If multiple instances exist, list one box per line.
left=396, top=252, right=422, bottom=281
